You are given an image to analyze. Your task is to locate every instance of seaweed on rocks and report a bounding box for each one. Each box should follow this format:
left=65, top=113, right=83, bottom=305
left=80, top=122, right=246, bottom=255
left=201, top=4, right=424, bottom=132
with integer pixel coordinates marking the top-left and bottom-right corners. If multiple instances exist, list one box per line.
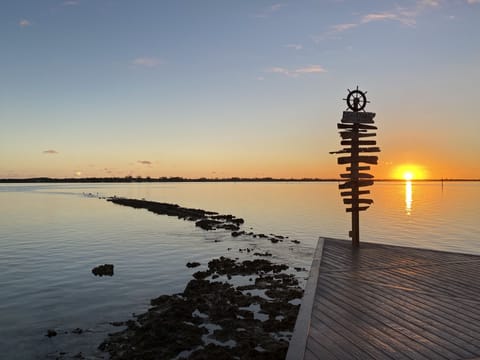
left=99, top=257, right=303, bottom=360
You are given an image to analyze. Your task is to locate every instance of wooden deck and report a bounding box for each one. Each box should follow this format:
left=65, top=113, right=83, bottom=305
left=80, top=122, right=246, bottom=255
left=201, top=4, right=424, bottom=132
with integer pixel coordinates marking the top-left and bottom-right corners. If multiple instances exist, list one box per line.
left=287, top=238, right=480, bottom=360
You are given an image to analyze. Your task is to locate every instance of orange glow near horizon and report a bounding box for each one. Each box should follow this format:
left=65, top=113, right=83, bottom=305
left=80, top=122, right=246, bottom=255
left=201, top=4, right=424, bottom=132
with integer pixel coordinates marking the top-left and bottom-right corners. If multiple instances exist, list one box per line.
left=392, top=164, right=428, bottom=180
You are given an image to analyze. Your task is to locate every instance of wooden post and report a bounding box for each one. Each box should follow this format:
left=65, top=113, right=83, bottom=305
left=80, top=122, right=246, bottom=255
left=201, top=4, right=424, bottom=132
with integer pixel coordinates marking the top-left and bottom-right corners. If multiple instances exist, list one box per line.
left=351, top=123, right=360, bottom=247
left=330, top=87, right=379, bottom=247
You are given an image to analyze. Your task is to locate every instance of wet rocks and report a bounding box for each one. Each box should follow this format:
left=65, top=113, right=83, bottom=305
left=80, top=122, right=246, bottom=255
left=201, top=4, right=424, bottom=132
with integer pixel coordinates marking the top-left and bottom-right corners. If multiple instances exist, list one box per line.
left=195, top=219, right=222, bottom=230
left=46, top=329, right=57, bottom=338
left=99, top=257, right=303, bottom=360
left=108, top=197, right=245, bottom=233
left=106, top=198, right=303, bottom=253
left=92, top=264, right=114, bottom=276
left=107, top=198, right=216, bottom=221
left=254, top=251, right=272, bottom=257
left=186, top=262, right=201, bottom=268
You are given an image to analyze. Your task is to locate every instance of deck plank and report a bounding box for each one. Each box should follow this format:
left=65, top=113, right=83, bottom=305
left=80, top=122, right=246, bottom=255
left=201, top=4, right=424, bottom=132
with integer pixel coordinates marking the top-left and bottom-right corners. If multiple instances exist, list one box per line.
left=287, top=238, right=480, bottom=360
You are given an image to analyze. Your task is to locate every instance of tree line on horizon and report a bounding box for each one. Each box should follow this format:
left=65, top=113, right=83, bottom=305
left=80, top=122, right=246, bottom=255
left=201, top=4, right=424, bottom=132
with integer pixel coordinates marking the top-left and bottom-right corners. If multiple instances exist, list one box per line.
left=0, top=176, right=478, bottom=183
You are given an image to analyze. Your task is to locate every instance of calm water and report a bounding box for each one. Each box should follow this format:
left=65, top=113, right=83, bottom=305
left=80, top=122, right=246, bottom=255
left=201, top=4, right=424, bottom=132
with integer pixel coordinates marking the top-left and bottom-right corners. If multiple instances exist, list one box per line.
left=0, top=181, right=479, bottom=359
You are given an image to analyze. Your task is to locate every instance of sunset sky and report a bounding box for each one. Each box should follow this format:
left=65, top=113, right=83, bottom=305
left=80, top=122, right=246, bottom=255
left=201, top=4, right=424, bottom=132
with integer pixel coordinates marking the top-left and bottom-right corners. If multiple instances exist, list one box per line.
left=1, top=0, right=479, bottom=179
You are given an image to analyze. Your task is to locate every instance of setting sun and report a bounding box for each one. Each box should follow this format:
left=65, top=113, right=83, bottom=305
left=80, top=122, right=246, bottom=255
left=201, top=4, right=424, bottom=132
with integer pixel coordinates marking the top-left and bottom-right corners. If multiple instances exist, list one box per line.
left=404, top=172, right=414, bottom=180
left=392, top=164, right=428, bottom=180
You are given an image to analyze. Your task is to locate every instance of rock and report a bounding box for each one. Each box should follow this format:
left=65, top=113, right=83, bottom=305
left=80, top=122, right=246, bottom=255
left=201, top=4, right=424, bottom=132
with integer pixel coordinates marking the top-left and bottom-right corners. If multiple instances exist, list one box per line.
left=291, top=240, right=300, bottom=244
left=99, top=257, right=302, bottom=360
left=46, top=329, right=57, bottom=337
left=71, top=328, right=83, bottom=334
left=192, top=270, right=212, bottom=280
left=108, top=198, right=247, bottom=234
left=253, top=252, right=273, bottom=257
left=92, top=264, right=114, bottom=276
left=186, top=262, right=201, bottom=268
left=109, top=321, right=125, bottom=327
left=219, top=223, right=240, bottom=231
left=231, top=231, right=245, bottom=237
left=195, top=219, right=221, bottom=230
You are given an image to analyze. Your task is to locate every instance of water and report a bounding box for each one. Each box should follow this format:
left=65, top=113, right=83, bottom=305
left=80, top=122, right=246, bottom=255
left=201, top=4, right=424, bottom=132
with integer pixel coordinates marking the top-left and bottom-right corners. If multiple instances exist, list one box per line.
left=0, top=181, right=479, bottom=359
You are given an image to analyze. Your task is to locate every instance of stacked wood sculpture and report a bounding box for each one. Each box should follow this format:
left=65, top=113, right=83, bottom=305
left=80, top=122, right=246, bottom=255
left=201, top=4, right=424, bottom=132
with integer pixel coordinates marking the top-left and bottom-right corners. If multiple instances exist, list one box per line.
left=330, top=87, right=380, bottom=247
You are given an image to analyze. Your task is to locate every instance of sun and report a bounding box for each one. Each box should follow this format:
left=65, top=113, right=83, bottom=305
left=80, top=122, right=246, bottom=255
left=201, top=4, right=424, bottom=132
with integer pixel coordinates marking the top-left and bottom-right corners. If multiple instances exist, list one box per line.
left=392, top=164, right=427, bottom=180
left=403, top=171, right=414, bottom=181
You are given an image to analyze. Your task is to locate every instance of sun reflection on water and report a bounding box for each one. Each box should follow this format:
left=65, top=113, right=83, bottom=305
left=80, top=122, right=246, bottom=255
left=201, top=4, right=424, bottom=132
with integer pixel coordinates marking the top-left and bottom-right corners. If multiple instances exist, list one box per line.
left=405, top=180, right=413, bottom=215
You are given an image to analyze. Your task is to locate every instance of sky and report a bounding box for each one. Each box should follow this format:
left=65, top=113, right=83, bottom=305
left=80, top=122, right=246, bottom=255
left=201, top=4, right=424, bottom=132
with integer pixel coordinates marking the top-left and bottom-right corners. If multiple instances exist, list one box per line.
left=1, top=0, right=479, bottom=179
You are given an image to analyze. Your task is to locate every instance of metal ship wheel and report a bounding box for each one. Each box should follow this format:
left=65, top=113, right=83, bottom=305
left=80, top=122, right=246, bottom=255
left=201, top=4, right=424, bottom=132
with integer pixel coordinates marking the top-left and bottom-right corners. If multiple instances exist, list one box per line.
left=344, top=86, right=369, bottom=112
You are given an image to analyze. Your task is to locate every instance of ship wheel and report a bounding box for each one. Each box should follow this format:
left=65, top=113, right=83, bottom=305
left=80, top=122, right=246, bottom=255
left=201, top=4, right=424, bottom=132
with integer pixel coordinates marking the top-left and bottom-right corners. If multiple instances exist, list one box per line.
left=344, top=86, right=369, bottom=112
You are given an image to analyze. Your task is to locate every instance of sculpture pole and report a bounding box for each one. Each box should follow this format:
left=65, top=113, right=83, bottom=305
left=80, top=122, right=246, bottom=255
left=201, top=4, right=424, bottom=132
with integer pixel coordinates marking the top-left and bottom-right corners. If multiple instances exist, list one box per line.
left=330, top=87, right=380, bottom=247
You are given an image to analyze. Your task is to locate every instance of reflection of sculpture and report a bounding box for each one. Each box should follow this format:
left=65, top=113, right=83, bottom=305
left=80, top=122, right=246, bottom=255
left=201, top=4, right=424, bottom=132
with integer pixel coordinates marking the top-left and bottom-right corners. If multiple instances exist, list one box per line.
left=331, top=87, right=380, bottom=247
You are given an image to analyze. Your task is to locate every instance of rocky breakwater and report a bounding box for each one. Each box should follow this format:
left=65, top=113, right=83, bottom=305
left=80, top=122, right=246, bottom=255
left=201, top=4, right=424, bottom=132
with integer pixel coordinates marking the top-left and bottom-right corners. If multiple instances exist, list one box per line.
left=107, top=197, right=244, bottom=231
left=99, top=257, right=303, bottom=359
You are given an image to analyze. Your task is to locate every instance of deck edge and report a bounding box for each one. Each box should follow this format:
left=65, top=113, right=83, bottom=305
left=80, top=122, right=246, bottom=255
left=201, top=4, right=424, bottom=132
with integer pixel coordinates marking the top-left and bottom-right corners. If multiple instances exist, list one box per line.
left=286, top=236, right=326, bottom=360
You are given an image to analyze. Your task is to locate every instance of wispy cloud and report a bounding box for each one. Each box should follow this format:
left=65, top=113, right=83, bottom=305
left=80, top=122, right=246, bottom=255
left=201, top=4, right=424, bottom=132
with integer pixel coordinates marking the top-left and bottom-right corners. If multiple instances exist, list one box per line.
left=314, top=0, right=441, bottom=42
left=420, top=0, right=440, bottom=6
left=362, top=13, right=398, bottom=23
left=131, top=57, right=162, bottom=68
left=252, top=3, right=286, bottom=18
left=63, top=0, right=79, bottom=5
left=270, top=3, right=286, bottom=12
left=467, top=0, right=480, bottom=4
left=43, top=149, right=58, bottom=154
left=295, top=65, right=327, bottom=74
left=267, top=65, right=326, bottom=77
left=285, top=44, right=303, bottom=50
left=137, top=160, right=152, bottom=165
left=19, top=19, right=31, bottom=27
left=331, top=23, right=357, bottom=32
left=360, top=9, right=417, bottom=27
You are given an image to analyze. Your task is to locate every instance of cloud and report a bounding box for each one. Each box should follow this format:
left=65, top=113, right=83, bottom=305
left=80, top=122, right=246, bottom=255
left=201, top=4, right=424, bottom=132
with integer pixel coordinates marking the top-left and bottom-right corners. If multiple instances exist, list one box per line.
left=420, top=0, right=440, bottom=6
left=295, top=65, right=327, bottom=74
left=362, top=13, right=398, bottom=23
left=131, top=57, right=162, bottom=68
left=285, top=44, right=303, bottom=50
left=251, top=3, right=286, bottom=18
left=270, top=3, right=286, bottom=12
left=467, top=0, right=480, bottom=3
left=63, top=0, right=79, bottom=5
left=137, top=160, right=152, bottom=165
left=267, top=65, right=326, bottom=77
left=361, top=11, right=416, bottom=27
left=331, top=23, right=358, bottom=32
left=19, top=19, right=31, bottom=27
left=314, top=0, right=442, bottom=41
left=43, top=149, right=58, bottom=154
left=268, top=67, right=290, bottom=75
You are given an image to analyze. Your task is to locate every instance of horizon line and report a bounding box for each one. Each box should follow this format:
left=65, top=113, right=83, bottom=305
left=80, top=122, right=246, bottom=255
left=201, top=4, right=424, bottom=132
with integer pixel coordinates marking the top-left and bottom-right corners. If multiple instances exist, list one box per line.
left=1, top=177, right=480, bottom=183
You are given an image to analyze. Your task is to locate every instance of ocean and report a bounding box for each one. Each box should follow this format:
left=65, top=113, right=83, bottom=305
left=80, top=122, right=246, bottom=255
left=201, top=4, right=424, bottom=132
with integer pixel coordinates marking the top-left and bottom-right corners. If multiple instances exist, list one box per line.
left=0, top=181, right=479, bottom=359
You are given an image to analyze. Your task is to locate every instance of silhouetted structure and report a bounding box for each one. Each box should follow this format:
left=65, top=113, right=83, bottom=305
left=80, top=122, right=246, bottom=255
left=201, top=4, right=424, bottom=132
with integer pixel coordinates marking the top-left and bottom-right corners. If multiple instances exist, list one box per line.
left=330, top=87, right=380, bottom=247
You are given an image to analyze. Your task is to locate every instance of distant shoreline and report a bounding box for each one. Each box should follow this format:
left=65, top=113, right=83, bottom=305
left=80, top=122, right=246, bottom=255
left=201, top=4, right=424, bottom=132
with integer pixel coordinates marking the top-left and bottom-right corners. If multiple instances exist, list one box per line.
left=1, top=177, right=479, bottom=183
